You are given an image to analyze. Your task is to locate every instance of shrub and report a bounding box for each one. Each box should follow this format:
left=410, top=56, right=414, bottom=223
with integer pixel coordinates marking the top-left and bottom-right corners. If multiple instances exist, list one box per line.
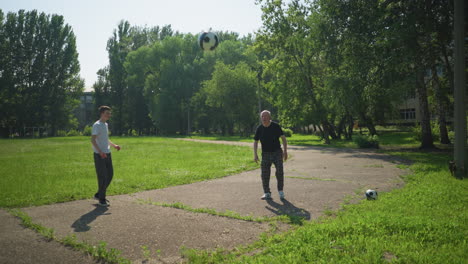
left=412, top=122, right=442, bottom=142
left=128, top=129, right=138, bottom=137
left=66, top=129, right=81, bottom=137
left=82, top=125, right=92, bottom=136
left=353, top=134, right=379, bottom=148
left=57, top=130, right=67, bottom=137
left=283, top=128, right=293, bottom=137
left=448, top=130, right=455, bottom=142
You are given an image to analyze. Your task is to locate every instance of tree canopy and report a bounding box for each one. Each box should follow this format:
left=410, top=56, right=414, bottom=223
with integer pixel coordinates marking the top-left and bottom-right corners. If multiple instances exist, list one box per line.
left=0, top=1, right=461, bottom=149
left=0, top=9, right=84, bottom=136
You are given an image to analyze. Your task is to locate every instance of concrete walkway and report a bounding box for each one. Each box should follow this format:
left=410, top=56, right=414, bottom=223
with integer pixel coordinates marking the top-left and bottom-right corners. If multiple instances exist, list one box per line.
left=1, top=140, right=409, bottom=263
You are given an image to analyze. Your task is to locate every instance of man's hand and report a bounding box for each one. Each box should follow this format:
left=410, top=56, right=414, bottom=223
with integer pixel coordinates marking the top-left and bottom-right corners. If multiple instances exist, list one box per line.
left=99, top=152, right=107, bottom=159
left=254, top=155, right=259, bottom=164
left=114, top=145, right=121, bottom=151
left=283, top=150, right=288, bottom=161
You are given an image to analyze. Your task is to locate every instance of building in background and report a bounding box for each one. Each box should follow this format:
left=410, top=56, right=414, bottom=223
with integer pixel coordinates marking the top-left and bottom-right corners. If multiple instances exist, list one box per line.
left=75, top=91, right=95, bottom=129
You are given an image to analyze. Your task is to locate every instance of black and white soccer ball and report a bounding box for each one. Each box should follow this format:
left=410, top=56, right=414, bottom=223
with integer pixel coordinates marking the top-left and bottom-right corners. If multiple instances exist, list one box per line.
left=198, top=32, right=219, bottom=51
left=365, top=189, right=378, bottom=200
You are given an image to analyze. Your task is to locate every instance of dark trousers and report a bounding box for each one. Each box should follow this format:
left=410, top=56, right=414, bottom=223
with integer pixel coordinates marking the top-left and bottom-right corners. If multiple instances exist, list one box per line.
left=93, top=153, right=113, bottom=200
left=261, top=149, right=284, bottom=194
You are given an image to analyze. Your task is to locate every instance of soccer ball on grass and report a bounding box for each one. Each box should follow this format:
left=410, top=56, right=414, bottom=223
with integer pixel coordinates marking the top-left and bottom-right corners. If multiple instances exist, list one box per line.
left=365, top=189, right=378, bottom=200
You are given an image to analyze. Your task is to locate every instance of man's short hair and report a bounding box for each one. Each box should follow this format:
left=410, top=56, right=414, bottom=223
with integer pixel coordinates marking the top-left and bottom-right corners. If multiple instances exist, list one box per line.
left=98, top=105, right=111, bottom=114
left=260, top=110, right=271, bottom=116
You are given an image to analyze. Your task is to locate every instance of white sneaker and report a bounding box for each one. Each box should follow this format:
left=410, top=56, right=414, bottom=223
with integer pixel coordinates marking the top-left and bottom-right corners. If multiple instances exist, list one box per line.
left=261, top=193, right=272, bottom=200
left=279, top=191, right=285, bottom=199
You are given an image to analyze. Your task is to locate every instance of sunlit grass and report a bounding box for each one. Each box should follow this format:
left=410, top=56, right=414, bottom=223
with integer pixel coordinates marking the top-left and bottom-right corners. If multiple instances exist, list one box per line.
left=185, top=130, right=445, bottom=150
left=183, top=150, right=468, bottom=263
left=0, top=137, right=258, bottom=208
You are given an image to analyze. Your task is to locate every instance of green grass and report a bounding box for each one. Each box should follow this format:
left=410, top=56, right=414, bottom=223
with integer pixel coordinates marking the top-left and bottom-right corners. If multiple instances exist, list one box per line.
left=0, top=137, right=258, bottom=208
left=183, top=150, right=468, bottom=264
left=184, top=135, right=253, bottom=143
left=288, top=132, right=422, bottom=149
left=137, top=199, right=301, bottom=224
left=185, top=131, right=452, bottom=150
left=3, top=132, right=467, bottom=263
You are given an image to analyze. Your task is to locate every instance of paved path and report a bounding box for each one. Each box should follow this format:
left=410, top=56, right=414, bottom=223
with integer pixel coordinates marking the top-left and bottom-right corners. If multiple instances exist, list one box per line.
left=1, top=140, right=409, bottom=263
left=0, top=209, right=96, bottom=264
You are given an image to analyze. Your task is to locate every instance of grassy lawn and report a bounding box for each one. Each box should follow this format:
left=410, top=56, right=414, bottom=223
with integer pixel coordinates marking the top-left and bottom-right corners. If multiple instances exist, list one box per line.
left=184, top=148, right=468, bottom=263
left=0, top=137, right=257, bottom=208
left=187, top=131, right=445, bottom=149
left=182, top=131, right=467, bottom=263
left=185, top=135, right=253, bottom=143
left=2, top=132, right=467, bottom=263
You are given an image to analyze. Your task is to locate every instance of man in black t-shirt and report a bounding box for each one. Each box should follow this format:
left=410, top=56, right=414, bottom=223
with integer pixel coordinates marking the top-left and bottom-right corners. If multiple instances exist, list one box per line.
left=254, top=110, right=288, bottom=200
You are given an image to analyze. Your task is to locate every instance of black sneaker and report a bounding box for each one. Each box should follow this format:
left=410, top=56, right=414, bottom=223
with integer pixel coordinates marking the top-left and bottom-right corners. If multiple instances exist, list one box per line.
left=98, top=199, right=109, bottom=207
left=93, top=193, right=99, bottom=200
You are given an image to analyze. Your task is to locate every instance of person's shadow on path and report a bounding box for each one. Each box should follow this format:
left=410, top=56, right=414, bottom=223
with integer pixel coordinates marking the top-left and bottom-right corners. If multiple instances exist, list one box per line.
left=265, top=198, right=311, bottom=225
left=71, top=206, right=110, bottom=232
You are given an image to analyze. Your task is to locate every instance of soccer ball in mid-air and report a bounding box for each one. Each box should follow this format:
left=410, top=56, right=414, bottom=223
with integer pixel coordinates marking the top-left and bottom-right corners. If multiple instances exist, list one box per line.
left=365, top=189, right=378, bottom=200
left=198, top=32, right=219, bottom=51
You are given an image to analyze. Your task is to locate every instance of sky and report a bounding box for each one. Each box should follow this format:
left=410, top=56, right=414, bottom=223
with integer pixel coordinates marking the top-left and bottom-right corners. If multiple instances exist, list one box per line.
left=1, top=0, right=264, bottom=91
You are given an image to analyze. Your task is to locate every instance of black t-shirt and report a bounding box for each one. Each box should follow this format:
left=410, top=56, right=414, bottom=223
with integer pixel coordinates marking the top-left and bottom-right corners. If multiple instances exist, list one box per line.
left=254, top=122, right=284, bottom=152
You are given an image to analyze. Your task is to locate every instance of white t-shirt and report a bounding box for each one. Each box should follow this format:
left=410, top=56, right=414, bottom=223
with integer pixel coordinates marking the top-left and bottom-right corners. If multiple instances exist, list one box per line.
left=92, top=120, right=110, bottom=154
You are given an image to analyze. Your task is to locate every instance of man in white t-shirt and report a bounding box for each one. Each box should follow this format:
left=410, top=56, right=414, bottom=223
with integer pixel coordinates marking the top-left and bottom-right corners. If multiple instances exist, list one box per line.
left=91, top=106, right=120, bottom=207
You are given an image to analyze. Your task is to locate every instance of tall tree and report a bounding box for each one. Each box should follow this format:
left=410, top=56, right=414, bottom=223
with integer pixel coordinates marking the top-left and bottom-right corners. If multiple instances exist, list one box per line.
left=106, top=20, right=131, bottom=135
left=0, top=9, right=83, bottom=136
left=93, top=66, right=111, bottom=113
left=199, top=62, right=258, bottom=135
left=125, top=34, right=202, bottom=134
left=257, top=0, right=338, bottom=143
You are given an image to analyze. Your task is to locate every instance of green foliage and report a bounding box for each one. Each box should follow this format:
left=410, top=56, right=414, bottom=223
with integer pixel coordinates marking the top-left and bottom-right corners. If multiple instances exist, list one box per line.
left=66, top=129, right=82, bottom=137
left=125, top=34, right=204, bottom=134
left=82, top=125, right=92, bottom=136
left=199, top=61, right=258, bottom=135
left=56, top=129, right=82, bottom=137
left=412, top=123, right=451, bottom=143
left=353, top=134, right=380, bottom=149
left=0, top=9, right=84, bottom=135
left=56, top=130, right=67, bottom=137
left=127, top=129, right=138, bottom=136
left=282, top=128, right=293, bottom=137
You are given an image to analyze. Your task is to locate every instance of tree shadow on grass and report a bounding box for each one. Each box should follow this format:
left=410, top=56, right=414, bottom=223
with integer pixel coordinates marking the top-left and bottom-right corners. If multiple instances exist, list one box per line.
left=265, top=198, right=310, bottom=225
left=71, top=206, right=110, bottom=232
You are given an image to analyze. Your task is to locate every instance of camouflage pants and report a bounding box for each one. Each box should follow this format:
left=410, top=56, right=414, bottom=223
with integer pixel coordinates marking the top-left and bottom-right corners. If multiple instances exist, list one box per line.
left=261, top=149, right=284, bottom=194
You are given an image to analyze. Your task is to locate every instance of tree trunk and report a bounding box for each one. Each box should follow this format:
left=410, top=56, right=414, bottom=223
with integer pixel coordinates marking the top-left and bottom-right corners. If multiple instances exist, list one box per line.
left=366, top=120, right=377, bottom=136
left=359, top=112, right=377, bottom=136
left=431, top=64, right=451, bottom=144
left=321, top=120, right=331, bottom=144
left=337, top=115, right=349, bottom=139
left=328, top=122, right=338, bottom=139
left=346, top=114, right=354, bottom=140
left=416, top=69, right=435, bottom=149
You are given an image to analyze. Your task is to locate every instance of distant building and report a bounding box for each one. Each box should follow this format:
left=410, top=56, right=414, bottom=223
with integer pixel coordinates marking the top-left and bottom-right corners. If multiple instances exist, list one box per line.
left=395, top=91, right=419, bottom=125
left=392, top=67, right=452, bottom=125
left=75, top=92, right=95, bottom=129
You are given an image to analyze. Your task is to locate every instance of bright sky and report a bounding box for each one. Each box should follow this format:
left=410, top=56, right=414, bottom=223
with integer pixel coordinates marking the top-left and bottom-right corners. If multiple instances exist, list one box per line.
left=1, top=0, right=264, bottom=91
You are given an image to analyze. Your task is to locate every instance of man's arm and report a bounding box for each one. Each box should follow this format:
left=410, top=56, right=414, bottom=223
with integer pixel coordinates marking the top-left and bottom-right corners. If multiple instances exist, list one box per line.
left=253, top=140, right=259, bottom=163
left=109, top=140, right=120, bottom=151
left=281, top=135, right=288, bottom=161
